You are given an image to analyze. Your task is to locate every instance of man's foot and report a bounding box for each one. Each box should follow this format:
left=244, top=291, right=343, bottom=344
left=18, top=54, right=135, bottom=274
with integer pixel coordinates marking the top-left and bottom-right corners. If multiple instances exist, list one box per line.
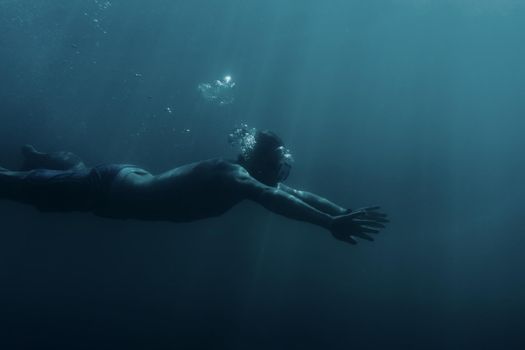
left=0, top=166, right=18, bottom=199
left=21, top=144, right=44, bottom=158
left=20, top=144, right=86, bottom=171
left=20, top=144, right=46, bottom=170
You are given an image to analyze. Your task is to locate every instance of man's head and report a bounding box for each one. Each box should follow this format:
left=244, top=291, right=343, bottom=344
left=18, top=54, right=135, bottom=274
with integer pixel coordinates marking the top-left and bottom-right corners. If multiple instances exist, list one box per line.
left=232, top=128, right=293, bottom=186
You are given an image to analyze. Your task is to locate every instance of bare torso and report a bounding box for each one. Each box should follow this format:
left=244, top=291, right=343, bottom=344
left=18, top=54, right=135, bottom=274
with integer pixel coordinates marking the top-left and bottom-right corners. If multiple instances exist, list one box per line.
left=103, top=159, right=247, bottom=222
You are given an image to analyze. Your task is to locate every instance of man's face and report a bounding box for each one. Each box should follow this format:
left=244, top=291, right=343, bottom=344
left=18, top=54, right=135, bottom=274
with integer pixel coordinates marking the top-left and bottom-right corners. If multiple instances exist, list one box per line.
left=245, top=151, right=290, bottom=186
left=261, top=148, right=293, bottom=184
left=274, top=146, right=293, bottom=182
left=277, top=161, right=291, bottom=182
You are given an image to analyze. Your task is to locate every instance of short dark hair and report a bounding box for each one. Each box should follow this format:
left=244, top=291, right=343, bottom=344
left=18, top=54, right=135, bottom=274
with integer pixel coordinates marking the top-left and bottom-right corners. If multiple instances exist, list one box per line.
left=251, top=130, right=284, bottom=160
left=237, top=129, right=291, bottom=185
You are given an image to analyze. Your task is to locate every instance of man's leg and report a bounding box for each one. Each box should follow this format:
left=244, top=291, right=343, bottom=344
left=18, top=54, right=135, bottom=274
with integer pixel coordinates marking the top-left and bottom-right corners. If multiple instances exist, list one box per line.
left=0, top=167, right=95, bottom=212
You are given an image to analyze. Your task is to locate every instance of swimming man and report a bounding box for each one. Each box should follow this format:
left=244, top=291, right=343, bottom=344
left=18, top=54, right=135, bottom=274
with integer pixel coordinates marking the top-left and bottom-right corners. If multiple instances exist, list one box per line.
left=0, top=129, right=388, bottom=245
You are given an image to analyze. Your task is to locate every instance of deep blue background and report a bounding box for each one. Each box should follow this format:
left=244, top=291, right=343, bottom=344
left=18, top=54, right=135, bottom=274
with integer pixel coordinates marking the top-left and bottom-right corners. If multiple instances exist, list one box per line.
left=1, top=1, right=525, bottom=349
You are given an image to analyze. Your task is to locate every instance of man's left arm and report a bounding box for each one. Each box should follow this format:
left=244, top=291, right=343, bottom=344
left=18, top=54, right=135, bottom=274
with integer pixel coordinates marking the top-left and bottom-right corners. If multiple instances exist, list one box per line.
left=278, top=183, right=349, bottom=216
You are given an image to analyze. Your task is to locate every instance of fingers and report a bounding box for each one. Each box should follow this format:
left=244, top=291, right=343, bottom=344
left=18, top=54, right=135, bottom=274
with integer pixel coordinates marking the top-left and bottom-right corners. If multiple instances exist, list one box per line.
left=359, top=227, right=380, bottom=234
left=362, top=206, right=381, bottom=211
left=344, top=236, right=357, bottom=245
left=333, top=206, right=391, bottom=245
left=366, top=212, right=388, bottom=218
left=355, top=206, right=383, bottom=214
left=371, top=217, right=390, bottom=223
left=355, top=220, right=385, bottom=228
left=340, top=232, right=374, bottom=245
left=353, top=213, right=389, bottom=222
left=357, top=213, right=390, bottom=223
left=354, top=206, right=387, bottom=217
left=360, top=210, right=388, bottom=218
left=355, top=232, right=375, bottom=241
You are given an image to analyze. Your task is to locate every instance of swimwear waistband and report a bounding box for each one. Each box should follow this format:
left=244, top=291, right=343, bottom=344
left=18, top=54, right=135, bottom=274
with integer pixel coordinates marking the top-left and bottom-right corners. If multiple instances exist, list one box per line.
left=90, top=164, right=138, bottom=207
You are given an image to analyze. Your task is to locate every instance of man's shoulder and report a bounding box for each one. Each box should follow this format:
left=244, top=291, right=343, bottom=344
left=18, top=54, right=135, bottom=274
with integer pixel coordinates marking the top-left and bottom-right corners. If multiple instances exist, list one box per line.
left=215, top=159, right=250, bottom=179
left=195, top=158, right=248, bottom=179
left=199, top=158, right=242, bottom=171
left=188, top=158, right=232, bottom=170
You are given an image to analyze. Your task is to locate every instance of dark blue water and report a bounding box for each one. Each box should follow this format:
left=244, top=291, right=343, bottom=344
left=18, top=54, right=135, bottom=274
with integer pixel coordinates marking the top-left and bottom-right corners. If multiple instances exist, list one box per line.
left=1, top=1, right=525, bottom=349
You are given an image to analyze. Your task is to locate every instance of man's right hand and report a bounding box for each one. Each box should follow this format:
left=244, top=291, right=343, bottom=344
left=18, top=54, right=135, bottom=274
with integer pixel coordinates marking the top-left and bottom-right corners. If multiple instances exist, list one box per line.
left=329, top=206, right=389, bottom=245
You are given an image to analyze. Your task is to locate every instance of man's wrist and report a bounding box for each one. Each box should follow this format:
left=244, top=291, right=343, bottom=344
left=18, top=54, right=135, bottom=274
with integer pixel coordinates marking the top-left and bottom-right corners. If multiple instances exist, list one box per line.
left=322, top=214, right=334, bottom=230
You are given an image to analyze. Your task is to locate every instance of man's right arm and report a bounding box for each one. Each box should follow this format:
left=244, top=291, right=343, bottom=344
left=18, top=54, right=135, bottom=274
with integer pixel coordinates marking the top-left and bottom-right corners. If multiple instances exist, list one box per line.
left=278, top=183, right=349, bottom=216
left=233, top=167, right=332, bottom=229
left=231, top=166, right=389, bottom=245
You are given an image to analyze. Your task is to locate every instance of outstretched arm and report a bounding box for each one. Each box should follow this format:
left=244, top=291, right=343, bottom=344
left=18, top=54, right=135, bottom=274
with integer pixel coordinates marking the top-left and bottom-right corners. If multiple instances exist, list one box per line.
left=235, top=169, right=389, bottom=245
left=248, top=184, right=333, bottom=230
left=278, top=183, right=348, bottom=216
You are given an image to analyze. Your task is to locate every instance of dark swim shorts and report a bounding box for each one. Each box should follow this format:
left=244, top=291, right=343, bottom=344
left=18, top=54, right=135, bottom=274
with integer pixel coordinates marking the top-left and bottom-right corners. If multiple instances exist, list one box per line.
left=90, top=164, right=138, bottom=208
left=23, top=164, right=137, bottom=212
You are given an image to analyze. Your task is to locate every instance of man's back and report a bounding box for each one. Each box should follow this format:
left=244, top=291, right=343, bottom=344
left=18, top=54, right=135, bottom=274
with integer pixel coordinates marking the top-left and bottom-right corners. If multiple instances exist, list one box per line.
left=102, top=159, right=248, bottom=222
